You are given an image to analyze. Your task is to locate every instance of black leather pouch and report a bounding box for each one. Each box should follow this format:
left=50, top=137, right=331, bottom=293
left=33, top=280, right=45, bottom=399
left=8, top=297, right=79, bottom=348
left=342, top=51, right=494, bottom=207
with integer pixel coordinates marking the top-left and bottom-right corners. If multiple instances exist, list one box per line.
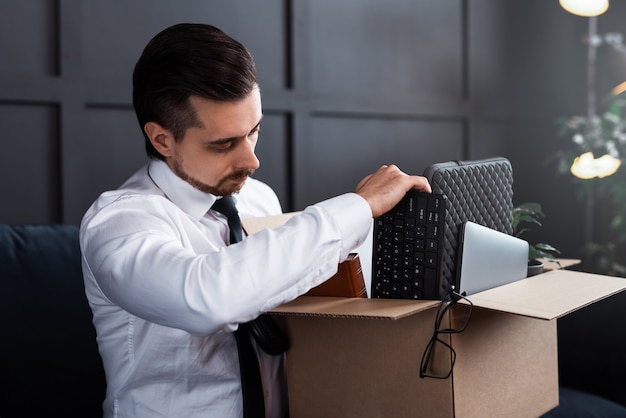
left=423, top=157, right=514, bottom=298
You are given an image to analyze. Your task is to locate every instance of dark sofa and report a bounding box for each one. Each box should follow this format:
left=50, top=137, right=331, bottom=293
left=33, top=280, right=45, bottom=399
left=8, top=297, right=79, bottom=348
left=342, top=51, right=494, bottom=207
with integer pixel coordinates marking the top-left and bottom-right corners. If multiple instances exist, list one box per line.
left=555, top=289, right=626, bottom=410
left=0, top=224, right=105, bottom=417
left=1, top=223, right=625, bottom=417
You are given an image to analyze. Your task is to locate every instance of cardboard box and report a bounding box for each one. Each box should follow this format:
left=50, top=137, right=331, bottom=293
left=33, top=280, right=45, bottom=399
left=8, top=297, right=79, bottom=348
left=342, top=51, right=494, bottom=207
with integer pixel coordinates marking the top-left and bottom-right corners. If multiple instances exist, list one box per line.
left=242, top=214, right=626, bottom=416
left=270, top=269, right=626, bottom=417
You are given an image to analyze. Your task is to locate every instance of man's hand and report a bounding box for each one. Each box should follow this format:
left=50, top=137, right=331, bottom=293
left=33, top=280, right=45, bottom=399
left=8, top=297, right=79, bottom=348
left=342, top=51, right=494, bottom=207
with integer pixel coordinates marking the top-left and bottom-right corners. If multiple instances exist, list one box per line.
left=355, top=164, right=432, bottom=218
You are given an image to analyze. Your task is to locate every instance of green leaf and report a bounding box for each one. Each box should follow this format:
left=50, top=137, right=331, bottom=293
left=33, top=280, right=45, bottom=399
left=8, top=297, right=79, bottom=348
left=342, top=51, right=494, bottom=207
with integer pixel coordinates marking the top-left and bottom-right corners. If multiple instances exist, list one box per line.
left=534, top=243, right=560, bottom=253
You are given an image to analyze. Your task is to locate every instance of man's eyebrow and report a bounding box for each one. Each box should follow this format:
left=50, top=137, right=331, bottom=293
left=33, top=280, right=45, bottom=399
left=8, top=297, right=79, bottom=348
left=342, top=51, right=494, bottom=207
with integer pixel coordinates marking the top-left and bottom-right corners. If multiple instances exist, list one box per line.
left=209, top=116, right=263, bottom=144
left=248, top=117, right=263, bottom=134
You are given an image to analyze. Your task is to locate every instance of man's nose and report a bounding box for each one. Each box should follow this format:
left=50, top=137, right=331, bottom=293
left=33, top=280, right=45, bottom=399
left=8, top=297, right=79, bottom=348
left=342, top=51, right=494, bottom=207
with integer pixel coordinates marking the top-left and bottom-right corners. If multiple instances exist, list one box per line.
left=236, top=139, right=260, bottom=170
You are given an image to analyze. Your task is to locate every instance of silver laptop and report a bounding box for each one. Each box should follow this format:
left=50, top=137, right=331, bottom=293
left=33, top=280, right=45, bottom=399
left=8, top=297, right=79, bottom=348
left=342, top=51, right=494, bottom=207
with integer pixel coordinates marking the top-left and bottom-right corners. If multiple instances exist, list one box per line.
left=456, top=221, right=529, bottom=295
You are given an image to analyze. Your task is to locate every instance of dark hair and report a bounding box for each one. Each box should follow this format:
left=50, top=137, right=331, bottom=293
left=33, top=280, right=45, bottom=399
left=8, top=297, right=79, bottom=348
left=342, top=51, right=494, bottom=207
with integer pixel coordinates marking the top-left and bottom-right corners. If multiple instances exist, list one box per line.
left=132, top=23, right=258, bottom=160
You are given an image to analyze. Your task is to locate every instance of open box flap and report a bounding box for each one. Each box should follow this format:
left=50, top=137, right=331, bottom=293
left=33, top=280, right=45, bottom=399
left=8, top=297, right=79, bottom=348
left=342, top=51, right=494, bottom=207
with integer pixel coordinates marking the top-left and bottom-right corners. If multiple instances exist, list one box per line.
left=270, top=295, right=439, bottom=319
left=468, top=269, right=626, bottom=320
left=242, top=212, right=302, bottom=235
left=271, top=269, right=626, bottom=321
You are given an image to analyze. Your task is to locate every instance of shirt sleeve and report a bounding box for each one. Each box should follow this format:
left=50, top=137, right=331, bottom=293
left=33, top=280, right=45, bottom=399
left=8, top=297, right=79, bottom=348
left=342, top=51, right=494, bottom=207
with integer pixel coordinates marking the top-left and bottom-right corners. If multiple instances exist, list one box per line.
left=80, top=192, right=372, bottom=336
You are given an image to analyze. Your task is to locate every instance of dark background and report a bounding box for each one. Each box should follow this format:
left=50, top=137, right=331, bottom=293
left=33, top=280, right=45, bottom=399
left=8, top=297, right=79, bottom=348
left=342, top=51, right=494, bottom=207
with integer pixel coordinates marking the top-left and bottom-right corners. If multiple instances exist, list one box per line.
left=2, top=1, right=626, bottom=264
left=4, top=0, right=626, bottom=263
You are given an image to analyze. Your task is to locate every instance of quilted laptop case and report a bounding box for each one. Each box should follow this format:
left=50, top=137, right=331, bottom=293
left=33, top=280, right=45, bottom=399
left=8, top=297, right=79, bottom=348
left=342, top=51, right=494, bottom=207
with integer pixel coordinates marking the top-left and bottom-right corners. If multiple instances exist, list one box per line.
left=423, top=157, right=514, bottom=298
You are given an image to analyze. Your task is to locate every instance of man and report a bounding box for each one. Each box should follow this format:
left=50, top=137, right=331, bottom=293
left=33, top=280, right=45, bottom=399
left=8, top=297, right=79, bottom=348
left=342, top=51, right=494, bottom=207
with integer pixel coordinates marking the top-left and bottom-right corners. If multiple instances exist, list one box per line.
left=80, top=23, right=431, bottom=417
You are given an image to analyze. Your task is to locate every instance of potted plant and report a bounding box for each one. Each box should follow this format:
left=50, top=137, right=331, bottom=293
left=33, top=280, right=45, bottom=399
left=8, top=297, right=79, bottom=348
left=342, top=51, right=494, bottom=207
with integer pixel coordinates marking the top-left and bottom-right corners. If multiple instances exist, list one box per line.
left=512, top=202, right=561, bottom=276
left=554, top=92, right=626, bottom=277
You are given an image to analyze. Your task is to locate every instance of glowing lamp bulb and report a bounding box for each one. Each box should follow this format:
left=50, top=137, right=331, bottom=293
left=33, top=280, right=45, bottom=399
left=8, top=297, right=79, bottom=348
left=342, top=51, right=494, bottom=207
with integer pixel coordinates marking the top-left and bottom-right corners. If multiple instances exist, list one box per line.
left=570, top=152, right=621, bottom=179
left=559, top=0, right=609, bottom=17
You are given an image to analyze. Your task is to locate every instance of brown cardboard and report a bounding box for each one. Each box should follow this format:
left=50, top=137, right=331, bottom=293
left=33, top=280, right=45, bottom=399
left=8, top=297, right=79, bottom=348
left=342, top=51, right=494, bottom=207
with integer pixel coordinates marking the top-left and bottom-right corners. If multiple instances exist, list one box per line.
left=283, top=308, right=454, bottom=418
left=274, top=270, right=626, bottom=321
left=241, top=211, right=302, bottom=235
left=272, top=295, right=439, bottom=319
left=452, top=309, right=558, bottom=418
left=468, top=269, right=626, bottom=320
left=271, top=269, right=626, bottom=417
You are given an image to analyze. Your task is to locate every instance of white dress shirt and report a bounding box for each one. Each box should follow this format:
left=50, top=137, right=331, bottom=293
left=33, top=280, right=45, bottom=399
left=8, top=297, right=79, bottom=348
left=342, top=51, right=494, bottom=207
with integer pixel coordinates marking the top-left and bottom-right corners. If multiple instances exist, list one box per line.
left=80, top=159, right=372, bottom=418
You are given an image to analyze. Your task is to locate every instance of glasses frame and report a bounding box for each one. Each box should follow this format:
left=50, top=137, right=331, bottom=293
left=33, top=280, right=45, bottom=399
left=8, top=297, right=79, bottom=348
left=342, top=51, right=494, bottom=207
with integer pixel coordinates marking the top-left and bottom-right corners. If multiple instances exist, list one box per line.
left=419, top=290, right=474, bottom=379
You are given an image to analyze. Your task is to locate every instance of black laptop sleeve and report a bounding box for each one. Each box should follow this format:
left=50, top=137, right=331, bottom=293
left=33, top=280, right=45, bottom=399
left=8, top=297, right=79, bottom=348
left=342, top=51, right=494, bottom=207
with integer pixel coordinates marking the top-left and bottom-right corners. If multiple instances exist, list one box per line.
left=423, top=157, right=514, bottom=298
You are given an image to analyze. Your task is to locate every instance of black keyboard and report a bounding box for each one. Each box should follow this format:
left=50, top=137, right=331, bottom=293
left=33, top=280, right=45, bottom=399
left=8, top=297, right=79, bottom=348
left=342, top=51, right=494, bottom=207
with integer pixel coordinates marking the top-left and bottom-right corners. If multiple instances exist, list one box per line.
left=371, top=191, right=446, bottom=300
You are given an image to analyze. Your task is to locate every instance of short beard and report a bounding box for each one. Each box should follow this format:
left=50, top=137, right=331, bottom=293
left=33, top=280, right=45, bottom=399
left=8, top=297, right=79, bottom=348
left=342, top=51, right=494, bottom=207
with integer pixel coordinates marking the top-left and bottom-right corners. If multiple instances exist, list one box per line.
left=171, top=155, right=254, bottom=196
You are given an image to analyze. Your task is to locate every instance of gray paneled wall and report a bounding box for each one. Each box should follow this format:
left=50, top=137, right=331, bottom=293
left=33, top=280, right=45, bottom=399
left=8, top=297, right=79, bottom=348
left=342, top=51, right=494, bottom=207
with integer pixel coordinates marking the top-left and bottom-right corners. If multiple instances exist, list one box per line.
left=3, top=0, right=625, bottom=264
left=5, top=0, right=481, bottom=224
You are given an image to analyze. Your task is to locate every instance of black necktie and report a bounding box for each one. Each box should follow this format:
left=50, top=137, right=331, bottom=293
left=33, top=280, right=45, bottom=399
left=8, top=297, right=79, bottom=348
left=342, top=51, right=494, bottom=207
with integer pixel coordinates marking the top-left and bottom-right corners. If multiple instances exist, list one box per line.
left=211, top=196, right=243, bottom=244
left=211, top=197, right=265, bottom=417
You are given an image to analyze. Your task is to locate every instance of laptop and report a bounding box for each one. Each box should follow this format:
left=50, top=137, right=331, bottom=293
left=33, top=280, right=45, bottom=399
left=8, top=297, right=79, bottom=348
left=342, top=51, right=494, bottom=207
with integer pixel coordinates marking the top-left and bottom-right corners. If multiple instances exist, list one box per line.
left=456, top=221, right=529, bottom=296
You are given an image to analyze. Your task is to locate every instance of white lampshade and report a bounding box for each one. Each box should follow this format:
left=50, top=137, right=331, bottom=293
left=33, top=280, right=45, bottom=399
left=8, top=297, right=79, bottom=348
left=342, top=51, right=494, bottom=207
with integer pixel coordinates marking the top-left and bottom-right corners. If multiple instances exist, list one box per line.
left=570, top=152, right=621, bottom=179
left=559, top=0, right=609, bottom=16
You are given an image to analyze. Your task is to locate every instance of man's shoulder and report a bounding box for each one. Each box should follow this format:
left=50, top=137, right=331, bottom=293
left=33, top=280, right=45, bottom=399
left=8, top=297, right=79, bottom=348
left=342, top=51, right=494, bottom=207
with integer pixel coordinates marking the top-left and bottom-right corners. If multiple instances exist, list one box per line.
left=80, top=165, right=171, bottom=226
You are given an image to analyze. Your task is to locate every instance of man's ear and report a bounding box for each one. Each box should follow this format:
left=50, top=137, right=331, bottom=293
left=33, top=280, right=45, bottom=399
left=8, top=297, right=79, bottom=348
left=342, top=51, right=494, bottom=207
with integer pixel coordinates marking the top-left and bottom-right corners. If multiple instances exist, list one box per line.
left=144, top=121, right=175, bottom=157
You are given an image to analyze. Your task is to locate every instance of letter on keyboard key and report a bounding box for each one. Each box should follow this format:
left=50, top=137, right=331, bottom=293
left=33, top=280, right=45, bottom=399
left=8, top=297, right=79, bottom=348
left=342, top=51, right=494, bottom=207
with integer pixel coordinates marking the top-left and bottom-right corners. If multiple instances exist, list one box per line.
left=417, top=196, right=427, bottom=223
left=407, top=195, right=416, bottom=217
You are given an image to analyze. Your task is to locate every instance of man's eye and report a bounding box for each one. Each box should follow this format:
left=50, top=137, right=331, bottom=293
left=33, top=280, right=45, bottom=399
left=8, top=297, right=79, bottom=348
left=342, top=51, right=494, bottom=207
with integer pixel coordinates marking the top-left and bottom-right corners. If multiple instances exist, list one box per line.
left=210, top=141, right=234, bottom=151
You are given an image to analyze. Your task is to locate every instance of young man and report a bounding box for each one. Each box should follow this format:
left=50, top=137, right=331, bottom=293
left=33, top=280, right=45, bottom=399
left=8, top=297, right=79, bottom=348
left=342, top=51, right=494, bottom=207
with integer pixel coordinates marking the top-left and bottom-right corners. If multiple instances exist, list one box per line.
left=80, top=23, right=431, bottom=417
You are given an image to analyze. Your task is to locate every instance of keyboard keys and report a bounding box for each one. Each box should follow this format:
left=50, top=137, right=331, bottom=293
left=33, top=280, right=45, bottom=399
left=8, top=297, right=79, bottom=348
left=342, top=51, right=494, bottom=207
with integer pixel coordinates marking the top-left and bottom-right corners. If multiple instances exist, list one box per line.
left=372, top=191, right=446, bottom=300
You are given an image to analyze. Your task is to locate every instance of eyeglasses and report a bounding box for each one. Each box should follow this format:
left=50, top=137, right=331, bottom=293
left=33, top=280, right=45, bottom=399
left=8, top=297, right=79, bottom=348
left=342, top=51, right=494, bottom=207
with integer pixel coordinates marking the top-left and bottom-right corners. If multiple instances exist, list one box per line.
left=419, top=290, right=474, bottom=379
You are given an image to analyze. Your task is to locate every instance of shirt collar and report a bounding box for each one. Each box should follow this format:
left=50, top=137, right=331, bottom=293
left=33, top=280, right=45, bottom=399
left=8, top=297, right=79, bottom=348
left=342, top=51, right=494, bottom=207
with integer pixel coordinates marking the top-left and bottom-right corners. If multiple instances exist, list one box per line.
left=147, top=159, right=225, bottom=221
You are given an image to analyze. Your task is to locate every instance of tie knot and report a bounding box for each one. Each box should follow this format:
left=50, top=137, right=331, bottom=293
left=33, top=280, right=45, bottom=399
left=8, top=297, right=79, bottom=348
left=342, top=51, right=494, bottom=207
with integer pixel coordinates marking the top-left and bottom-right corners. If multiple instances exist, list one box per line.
left=211, top=196, right=238, bottom=218
left=211, top=196, right=243, bottom=244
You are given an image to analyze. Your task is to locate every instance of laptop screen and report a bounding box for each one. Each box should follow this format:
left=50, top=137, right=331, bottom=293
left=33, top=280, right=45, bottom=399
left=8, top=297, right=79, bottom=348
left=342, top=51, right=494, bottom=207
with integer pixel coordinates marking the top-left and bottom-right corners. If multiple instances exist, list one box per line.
left=456, top=221, right=529, bottom=295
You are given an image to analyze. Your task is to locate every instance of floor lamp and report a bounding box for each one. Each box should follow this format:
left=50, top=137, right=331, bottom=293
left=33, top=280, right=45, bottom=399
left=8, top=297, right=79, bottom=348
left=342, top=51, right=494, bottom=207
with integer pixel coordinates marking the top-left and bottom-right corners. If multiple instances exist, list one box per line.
left=560, top=1, right=624, bottom=251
